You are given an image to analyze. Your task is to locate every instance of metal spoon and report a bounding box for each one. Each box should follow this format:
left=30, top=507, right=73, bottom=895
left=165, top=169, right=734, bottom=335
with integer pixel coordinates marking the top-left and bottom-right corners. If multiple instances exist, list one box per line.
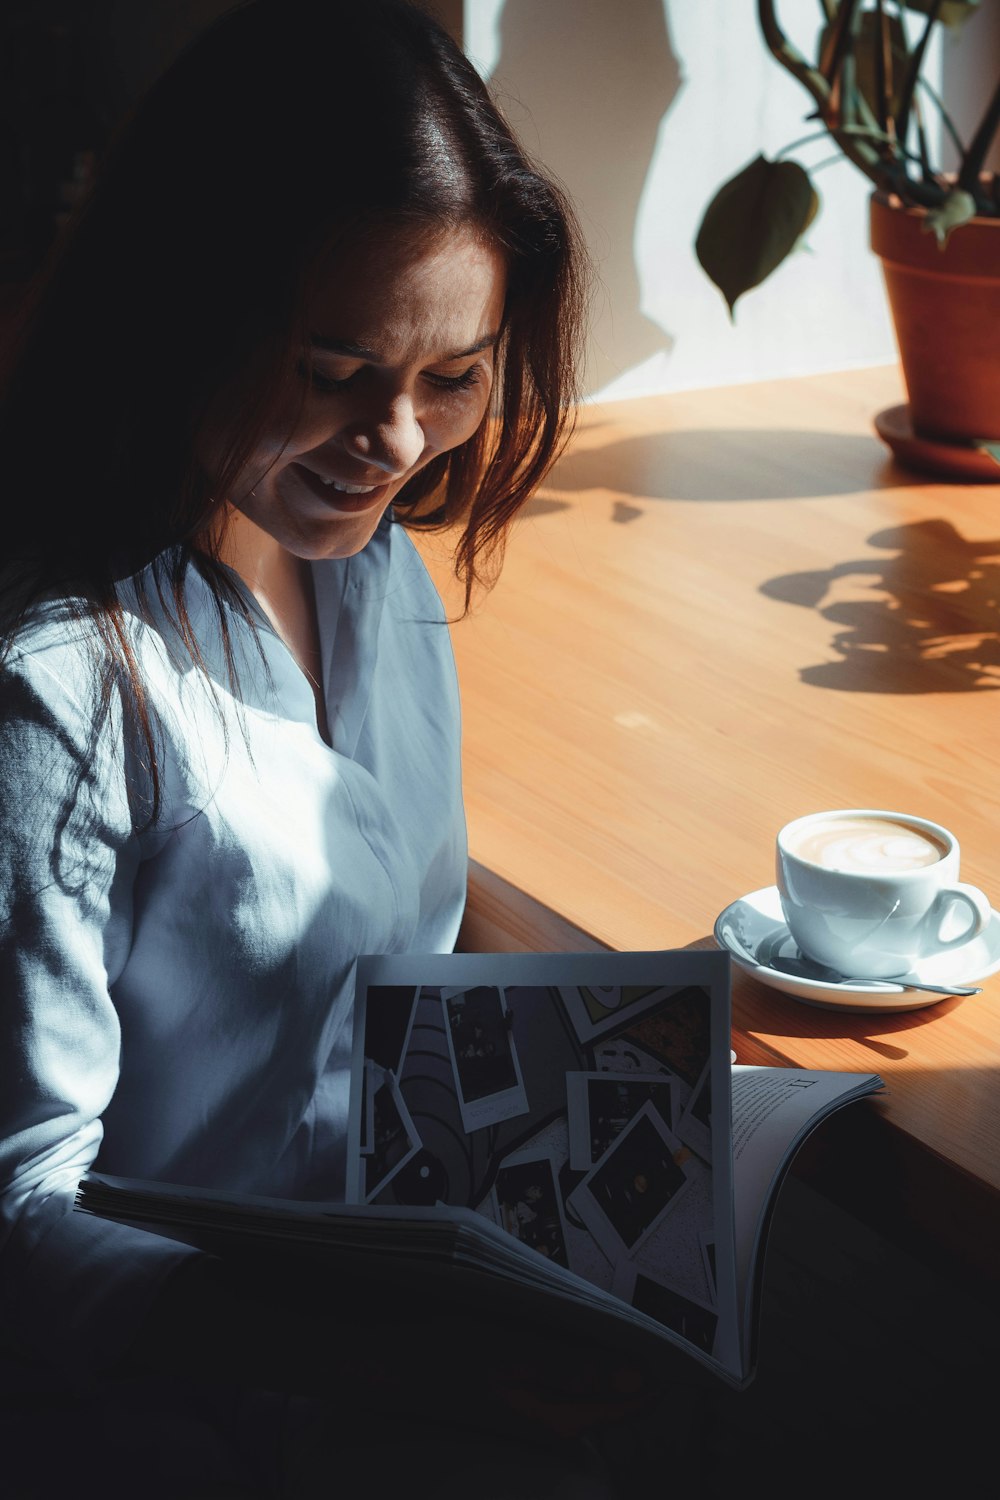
left=719, top=921, right=984, bottom=996
left=766, top=951, right=981, bottom=996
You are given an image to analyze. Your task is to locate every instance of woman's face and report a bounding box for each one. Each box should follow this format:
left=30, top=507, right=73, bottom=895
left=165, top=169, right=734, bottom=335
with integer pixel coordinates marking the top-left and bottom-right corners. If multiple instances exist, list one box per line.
left=205, top=224, right=507, bottom=561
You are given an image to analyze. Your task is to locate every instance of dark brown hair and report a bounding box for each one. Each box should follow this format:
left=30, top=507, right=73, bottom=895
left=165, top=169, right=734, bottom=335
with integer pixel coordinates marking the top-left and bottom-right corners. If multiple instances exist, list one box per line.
left=0, top=0, right=587, bottom=823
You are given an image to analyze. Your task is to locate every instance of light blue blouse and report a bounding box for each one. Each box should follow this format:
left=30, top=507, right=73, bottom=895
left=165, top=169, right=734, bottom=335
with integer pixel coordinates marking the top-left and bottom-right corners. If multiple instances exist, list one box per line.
left=0, top=514, right=467, bottom=1372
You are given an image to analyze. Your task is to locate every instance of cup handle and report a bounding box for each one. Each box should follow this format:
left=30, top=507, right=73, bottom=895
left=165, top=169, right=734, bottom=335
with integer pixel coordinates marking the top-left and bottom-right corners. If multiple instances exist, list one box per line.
left=926, top=884, right=993, bottom=951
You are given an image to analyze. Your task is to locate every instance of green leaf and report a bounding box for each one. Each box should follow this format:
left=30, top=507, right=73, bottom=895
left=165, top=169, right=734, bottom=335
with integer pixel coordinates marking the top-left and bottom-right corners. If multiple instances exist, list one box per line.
left=922, top=187, right=978, bottom=245
left=695, top=156, right=820, bottom=317
left=900, top=0, right=981, bottom=28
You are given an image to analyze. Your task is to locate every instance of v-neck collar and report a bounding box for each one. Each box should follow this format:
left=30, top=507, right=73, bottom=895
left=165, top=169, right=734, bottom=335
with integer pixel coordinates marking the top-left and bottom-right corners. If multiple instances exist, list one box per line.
left=136, top=519, right=394, bottom=752
left=312, top=516, right=391, bottom=759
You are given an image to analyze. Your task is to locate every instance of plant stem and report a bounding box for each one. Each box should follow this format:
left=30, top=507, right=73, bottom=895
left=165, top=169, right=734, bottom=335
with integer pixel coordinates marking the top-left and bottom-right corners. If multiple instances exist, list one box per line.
left=874, top=0, right=891, bottom=138
left=912, top=92, right=934, bottom=183
left=757, top=0, right=995, bottom=215
left=959, top=77, right=1000, bottom=195
left=758, top=0, right=828, bottom=97
left=894, top=0, right=941, bottom=151
left=917, top=76, right=967, bottom=161
left=758, top=0, right=885, bottom=187
left=779, top=128, right=853, bottom=157
left=808, top=152, right=850, bottom=174
left=818, top=0, right=862, bottom=104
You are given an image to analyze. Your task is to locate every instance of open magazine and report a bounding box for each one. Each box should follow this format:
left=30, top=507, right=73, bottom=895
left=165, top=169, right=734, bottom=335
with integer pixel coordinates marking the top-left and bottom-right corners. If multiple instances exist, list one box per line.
left=75, top=948, right=882, bottom=1388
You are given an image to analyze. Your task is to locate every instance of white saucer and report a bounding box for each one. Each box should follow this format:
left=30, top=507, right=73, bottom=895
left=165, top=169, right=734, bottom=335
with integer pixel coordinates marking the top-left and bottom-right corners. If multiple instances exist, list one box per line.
left=713, top=886, right=1000, bottom=1013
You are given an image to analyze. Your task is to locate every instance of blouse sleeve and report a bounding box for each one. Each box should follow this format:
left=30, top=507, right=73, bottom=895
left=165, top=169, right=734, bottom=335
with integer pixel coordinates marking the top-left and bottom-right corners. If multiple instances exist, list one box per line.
left=0, top=640, right=198, bottom=1375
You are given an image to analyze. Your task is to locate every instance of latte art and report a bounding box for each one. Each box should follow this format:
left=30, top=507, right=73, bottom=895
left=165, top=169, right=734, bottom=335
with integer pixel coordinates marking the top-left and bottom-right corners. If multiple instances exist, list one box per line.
left=776, top=808, right=990, bottom=979
left=788, top=816, right=947, bottom=873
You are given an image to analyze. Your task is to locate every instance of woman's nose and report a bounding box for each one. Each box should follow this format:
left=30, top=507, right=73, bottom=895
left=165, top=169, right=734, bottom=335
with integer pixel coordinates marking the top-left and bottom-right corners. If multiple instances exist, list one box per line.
left=341, top=395, right=425, bottom=476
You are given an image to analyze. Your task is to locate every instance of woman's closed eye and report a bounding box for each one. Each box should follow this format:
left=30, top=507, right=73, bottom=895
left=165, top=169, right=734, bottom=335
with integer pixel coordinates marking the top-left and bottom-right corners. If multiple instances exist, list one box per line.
left=298, top=359, right=487, bottom=396
left=297, top=359, right=358, bottom=393
left=424, top=364, right=487, bottom=393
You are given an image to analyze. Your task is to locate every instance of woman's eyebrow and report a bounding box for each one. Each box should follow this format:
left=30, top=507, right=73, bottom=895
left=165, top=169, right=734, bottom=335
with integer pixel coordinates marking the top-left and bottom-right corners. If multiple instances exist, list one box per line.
left=309, top=336, right=378, bottom=357
left=308, top=332, right=500, bottom=359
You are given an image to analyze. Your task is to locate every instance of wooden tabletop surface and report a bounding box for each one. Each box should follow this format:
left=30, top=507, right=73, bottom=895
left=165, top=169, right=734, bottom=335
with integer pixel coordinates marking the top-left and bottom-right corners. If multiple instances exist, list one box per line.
left=418, top=363, right=1000, bottom=1278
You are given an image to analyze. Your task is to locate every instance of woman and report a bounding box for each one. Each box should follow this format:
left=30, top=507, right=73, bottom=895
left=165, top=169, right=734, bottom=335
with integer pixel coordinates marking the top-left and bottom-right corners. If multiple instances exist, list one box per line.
left=0, top=2, right=658, bottom=1494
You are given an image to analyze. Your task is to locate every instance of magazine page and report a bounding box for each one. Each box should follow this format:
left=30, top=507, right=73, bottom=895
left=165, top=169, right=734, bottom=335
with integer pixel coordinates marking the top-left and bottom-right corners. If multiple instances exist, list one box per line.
left=730, top=1064, right=884, bottom=1359
left=345, top=948, right=743, bottom=1380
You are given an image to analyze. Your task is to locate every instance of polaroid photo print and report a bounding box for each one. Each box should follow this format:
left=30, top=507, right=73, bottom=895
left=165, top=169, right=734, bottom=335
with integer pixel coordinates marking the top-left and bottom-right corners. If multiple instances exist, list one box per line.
left=700, top=1231, right=717, bottom=1305
left=557, top=985, right=678, bottom=1047
left=363, top=1067, right=422, bottom=1203
left=592, top=1036, right=671, bottom=1077
left=440, top=984, right=529, bottom=1133
left=676, top=1057, right=712, bottom=1162
left=611, top=1259, right=718, bottom=1355
left=565, top=1071, right=678, bottom=1172
left=360, top=1059, right=376, bottom=1155
left=567, top=1102, right=691, bottom=1264
left=618, top=984, right=711, bottom=1087
left=490, top=1151, right=571, bottom=1269
left=362, top=985, right=420, bottom=1076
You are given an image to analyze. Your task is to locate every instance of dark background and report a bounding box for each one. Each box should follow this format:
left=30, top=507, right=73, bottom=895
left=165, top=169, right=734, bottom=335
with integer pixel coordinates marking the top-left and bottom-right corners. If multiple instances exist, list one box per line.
left=0, top=0, right=462, bottom=304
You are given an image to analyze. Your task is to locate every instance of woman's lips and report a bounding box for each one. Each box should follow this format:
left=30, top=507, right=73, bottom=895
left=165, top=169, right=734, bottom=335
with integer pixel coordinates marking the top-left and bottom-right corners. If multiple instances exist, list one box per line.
left=292, top=462, right=391, bottom=513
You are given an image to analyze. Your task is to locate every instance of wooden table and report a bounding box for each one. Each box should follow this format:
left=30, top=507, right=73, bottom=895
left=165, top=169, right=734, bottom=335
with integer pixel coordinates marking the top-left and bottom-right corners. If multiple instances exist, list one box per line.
left=417, top=363, right=1000, bottom=1288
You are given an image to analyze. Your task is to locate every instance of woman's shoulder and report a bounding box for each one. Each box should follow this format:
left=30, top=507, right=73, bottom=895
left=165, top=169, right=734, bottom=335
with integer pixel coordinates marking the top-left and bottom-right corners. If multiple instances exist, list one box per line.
left=0, top=562, right=184, bottom=725
left=3, top=553, right=221, bottom=683
left=2, top=594, right=106, bottom=703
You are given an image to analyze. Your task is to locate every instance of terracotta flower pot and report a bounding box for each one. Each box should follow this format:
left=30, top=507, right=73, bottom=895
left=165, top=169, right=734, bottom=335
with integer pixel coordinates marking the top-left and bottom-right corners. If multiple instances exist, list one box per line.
left=869, top=189, right=1000, bottom=480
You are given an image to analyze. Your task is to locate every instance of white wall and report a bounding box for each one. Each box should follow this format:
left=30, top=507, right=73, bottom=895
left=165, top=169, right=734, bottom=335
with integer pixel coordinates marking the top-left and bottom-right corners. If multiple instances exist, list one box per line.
left=463, top=0, right=992, bottom=401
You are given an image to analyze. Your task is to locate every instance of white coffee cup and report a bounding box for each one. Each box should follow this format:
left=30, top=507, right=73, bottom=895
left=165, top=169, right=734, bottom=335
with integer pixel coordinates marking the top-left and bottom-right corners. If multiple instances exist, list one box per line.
left=775, top=809, right=992, bottom=980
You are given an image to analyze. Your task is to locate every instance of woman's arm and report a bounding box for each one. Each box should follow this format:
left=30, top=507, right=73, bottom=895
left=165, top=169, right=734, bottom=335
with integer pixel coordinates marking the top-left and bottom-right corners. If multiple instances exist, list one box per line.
left=0, top=641, right=197, bottom=1373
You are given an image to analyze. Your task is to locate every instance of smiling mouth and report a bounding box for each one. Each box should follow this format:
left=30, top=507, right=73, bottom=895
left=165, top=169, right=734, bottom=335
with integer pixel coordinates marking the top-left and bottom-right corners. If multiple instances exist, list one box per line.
left=318, top=477, right=377, bottom=495
left=293, top=463, right=390, bottom=512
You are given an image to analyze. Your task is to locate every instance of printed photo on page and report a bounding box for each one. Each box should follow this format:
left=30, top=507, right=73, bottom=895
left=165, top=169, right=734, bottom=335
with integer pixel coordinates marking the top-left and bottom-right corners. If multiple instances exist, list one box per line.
left=566, top=1070, right=679, bottom=1172
left=490, top=1149, right=571, bottom=1268
left=567, top=1101, right=691, bottom=1263
left=363, top=1067, right=422, bottom=1203
left=676, top=1057, right=713, bottom=1162
left=440, top=984, right=530, bottom=1133
left=557, top=984, right=678, bottom=1046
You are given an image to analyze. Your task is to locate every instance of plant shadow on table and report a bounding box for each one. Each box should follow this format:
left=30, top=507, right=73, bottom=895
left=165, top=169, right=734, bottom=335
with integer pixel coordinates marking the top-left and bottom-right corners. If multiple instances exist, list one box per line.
left=528, top=427, right=912, bottom=505
left=533, top=427, right=1000, bottom=693
left=761, top=518, right=1000, bottom=693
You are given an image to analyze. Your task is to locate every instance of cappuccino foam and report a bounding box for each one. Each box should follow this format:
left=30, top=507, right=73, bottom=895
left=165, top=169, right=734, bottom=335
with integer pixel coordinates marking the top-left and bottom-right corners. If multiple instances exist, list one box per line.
left=787, top=816, right=947, bottom=874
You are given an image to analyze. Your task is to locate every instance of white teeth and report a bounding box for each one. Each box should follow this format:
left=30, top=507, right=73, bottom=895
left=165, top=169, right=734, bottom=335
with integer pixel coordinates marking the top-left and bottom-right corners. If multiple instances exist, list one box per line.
left=320, top=477, right=376, bottom=494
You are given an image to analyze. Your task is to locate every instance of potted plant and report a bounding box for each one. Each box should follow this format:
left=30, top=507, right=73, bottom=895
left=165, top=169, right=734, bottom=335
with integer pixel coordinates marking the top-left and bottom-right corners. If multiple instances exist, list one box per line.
left=695, top=0, right=1000, bottom=479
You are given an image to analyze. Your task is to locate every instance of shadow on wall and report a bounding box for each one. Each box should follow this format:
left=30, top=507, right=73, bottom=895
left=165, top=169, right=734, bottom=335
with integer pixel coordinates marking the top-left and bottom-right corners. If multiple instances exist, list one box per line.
left=492, top=0, right=682, bottom=396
